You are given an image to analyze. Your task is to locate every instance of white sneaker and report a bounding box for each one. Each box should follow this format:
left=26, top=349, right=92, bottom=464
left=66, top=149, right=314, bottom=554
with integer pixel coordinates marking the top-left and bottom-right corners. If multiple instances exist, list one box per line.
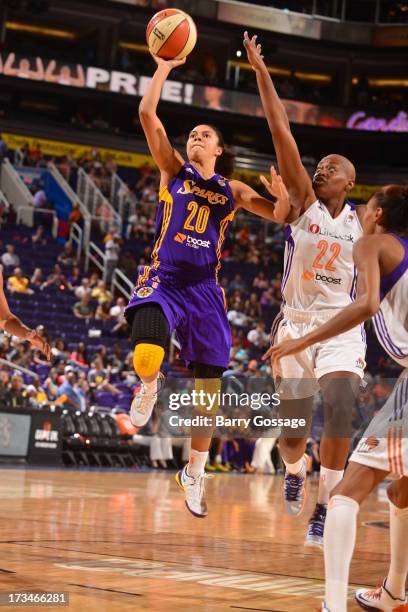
left=130, top=373, right=165, bottom=427
left=355, top=578, right=408, bottom=611
left=175, top=465, right=212, bottom=518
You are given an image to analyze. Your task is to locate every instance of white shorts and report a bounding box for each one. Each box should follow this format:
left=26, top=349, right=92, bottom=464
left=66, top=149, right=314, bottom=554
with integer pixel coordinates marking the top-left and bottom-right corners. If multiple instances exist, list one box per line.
left=272, top=306, right=366, bottom=399
left=351, top=371, right=408, bottom=478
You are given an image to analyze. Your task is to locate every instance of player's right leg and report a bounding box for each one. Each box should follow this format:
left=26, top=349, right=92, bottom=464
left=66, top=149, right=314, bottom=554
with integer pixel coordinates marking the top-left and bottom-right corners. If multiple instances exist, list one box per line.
left=128, top=303, right=169, bottom=427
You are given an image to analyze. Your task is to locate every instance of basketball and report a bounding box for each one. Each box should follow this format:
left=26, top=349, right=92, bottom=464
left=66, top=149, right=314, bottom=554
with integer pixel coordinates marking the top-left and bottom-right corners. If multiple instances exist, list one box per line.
left=146, top=9, right=197, bottom=60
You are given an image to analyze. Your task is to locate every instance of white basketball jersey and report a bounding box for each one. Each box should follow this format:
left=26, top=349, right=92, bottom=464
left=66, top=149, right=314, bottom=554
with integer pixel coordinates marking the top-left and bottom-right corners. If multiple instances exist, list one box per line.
left=373, top=234, right=408, bottom=368
left=282, top=200, right=363, bottom=310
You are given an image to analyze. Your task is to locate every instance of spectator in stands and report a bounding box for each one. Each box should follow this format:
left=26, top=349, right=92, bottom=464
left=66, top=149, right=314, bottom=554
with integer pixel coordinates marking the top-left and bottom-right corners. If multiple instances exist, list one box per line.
left=7, top=267, right=34, bottom=295
left=88, top=272, right=101, bottom=289
left=227, top=303, right=249, bottom=328
left=95, top=301, right=112, bottom=322
left=94, top=344, right=109, bottom=367
left=91, top=280, right=113, bottom=305
left=229, top=273, right=247, bottom=294
left=252, top=270, right=269, bottom=292
left=56, top=367, right=83, bottom=410
left=57, top=242, right=75, bottom=267
left=68, top=202, right=83, bottom=228
left=40, top=264, right=70, bottom=291
left=244, top=293, right=262, bottom=321
left=31, top=182, right=47, bottom=209
left=70, top=342, right=89, bottom=368
left=1, top=244, right=20, bottom=268
left=75, top=278, right=90, bottom=300
left=247, top=320, right=269, bottom=359
left=8, top=340, right=31, bottom=367
left=104, top=234, right=120, bottom=283
left=4, top=374, right=26, bottom=408
left=31, top=225, right=47, bottom=246
left=88, top=356, right=120, bottom=397
left=66, top=265, right=81, bottom=287
left=43, top=367, right=59, bottom=400
left=73, top=293, right=94, bottom=320
left=110, top=297, right=126, bottom=320
left=50, top=338, right=68, bottom=366
left=30, top=267, right=44, bottom=288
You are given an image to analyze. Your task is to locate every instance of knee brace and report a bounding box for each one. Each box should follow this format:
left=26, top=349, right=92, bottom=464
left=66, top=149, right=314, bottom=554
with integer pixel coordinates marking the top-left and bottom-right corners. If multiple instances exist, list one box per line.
left=130, top=303, right=170, bottom=349
left=133, top=343, right=164, bottom=379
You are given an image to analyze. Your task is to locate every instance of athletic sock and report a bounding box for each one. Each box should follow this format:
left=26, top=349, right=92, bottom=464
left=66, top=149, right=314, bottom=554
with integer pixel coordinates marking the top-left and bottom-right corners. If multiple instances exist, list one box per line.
left=284, top=457, right=306, bottom=476
left=386, top=501, right=408, bottom=600
left=324, top=494, right=359, bottom=612
left=215, top=454, right=222, bottom=463
left=144, top=376, right=159, bottom=395
left=187, top=449, right=208, bottom=478
left=318, top=467, right=344, bottom=505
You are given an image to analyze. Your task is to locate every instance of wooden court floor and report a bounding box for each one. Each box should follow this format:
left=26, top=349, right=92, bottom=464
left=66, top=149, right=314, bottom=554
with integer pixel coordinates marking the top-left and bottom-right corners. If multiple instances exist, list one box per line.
left=0, top=468, right=391, bottom=611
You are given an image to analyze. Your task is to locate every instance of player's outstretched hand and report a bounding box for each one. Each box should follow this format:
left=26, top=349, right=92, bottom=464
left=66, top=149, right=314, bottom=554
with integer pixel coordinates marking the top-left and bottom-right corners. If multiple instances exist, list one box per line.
left=260, top=166, right=289, bottom=202
left=26, top=329, right=52, bottom=362
left=243, top=31, right=265, bottom=71
left=150, top=52, right=186, bottom=71
left=262, top=337, right=307, bottom=369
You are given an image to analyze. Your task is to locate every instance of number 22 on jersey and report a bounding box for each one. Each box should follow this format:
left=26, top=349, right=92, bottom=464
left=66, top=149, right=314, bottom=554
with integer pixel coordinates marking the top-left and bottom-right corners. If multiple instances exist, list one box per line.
left=312, top=240, right=341, bottom=272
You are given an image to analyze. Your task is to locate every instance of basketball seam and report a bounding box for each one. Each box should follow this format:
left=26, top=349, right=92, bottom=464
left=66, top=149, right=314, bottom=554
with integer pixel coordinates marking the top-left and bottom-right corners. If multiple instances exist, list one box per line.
left=156, top=18, right=189, bottom=57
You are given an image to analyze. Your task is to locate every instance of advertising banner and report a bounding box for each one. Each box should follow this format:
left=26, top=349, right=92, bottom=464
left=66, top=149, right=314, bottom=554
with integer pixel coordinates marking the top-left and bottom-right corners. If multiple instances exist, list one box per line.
left=27, top=410, right=62, bottom=465
left=1, top=52, right=406, bottom=133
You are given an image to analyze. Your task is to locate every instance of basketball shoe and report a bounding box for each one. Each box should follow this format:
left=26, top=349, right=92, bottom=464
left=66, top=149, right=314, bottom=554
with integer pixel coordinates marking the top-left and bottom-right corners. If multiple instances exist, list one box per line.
left=355, top=579, right=408, bottom=611
left=283, top=455, right=307, bottom=516
left=175, top=465, right=212, bottom=518
left=130, top=372, right=165, bottom=427
left=305, top=503, right=327, bottom=548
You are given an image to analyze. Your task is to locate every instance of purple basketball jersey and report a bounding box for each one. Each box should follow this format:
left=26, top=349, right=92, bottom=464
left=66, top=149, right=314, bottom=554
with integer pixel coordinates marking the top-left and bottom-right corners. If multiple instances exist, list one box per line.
left=151, top=163, right=235, bottom=282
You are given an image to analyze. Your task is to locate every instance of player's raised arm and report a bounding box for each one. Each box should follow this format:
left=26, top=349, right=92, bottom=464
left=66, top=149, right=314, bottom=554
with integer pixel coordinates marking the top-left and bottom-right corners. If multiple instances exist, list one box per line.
left=243, top=32, right=314, bottom=215
left=139, top=54, right=186, bottom=186
left=0, top=266, right=51, bottom=360
left=231, top=166, right=291, bottom=223
left=263, top=236, right=381, bottom=364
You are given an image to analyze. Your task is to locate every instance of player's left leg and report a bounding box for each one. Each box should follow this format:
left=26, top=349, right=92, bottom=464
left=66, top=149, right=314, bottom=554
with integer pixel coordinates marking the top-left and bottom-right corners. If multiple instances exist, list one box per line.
left=175, top=362, right=224, bottom=518
left=322, top=461, right=388, bottom=612
left=355, top=477, right=408, bottom=612
left=307, top=370, right=361, bottom=548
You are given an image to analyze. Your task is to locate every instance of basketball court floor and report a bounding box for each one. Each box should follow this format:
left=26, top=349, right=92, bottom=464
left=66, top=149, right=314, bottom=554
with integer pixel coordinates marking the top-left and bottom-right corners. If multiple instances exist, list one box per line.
left=0, top=468, right=390, bottom=611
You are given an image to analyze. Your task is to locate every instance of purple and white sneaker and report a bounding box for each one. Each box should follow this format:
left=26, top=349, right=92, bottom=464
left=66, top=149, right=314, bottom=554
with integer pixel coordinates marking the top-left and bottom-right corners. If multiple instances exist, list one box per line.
left=305, top=503, right=327, bottom=549
left=283, top=457, right=307, bottom=516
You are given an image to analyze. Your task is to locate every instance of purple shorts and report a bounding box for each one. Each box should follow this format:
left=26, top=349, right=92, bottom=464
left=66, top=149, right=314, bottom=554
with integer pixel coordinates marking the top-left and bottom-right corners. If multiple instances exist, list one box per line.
left=125, top=267, right=231, bottom=369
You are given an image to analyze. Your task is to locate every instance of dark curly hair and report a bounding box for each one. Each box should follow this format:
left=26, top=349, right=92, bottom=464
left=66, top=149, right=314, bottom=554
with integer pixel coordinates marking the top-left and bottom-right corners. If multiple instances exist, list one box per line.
left=374, top=185, right=408, bottom=234
left=206, top=124, right=235, bottom=178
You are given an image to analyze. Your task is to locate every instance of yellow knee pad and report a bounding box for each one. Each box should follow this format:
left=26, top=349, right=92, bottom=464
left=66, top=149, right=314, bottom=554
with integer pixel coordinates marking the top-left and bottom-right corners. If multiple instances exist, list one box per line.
left=194, top=378, right=221, bottom=416
left=133, top=343, right=164, bottom=380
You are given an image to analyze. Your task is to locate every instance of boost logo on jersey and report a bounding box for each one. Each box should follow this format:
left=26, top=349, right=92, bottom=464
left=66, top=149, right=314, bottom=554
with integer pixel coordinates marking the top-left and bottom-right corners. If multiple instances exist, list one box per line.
left=174, top=233, right=210, bottom=250
left=302, top=270, right=342, bottom=285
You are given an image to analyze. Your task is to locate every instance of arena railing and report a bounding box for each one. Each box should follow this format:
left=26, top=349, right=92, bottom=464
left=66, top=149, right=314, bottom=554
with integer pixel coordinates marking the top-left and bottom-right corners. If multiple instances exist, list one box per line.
left=69, top=222, right=83, bottom=263
left=16, top=206, right=59, bottom=238
left=111, top=267, right=134, bottom=300
left=0, top=159, right=33, bottom=225
left=85, top=240, right=106, bottom=278
left=110, top=173, right=137, bottom=222
left=77, top=168, right=121, bottom=236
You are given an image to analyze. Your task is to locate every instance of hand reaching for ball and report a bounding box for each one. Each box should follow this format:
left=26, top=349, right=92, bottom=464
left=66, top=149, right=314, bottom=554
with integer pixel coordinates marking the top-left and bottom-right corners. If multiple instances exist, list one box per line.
left=150, top=52, right=187, bottom=71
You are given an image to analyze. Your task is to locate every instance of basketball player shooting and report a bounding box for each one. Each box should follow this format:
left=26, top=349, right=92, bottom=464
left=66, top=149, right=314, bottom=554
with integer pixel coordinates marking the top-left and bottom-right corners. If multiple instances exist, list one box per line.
left=124, top=50, right=290, bottom=518
left=0, top=265, right=51, bottom=359
left=266, top=185, right=408, bottom=612
left=244, top=31, right=367, bottom=548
